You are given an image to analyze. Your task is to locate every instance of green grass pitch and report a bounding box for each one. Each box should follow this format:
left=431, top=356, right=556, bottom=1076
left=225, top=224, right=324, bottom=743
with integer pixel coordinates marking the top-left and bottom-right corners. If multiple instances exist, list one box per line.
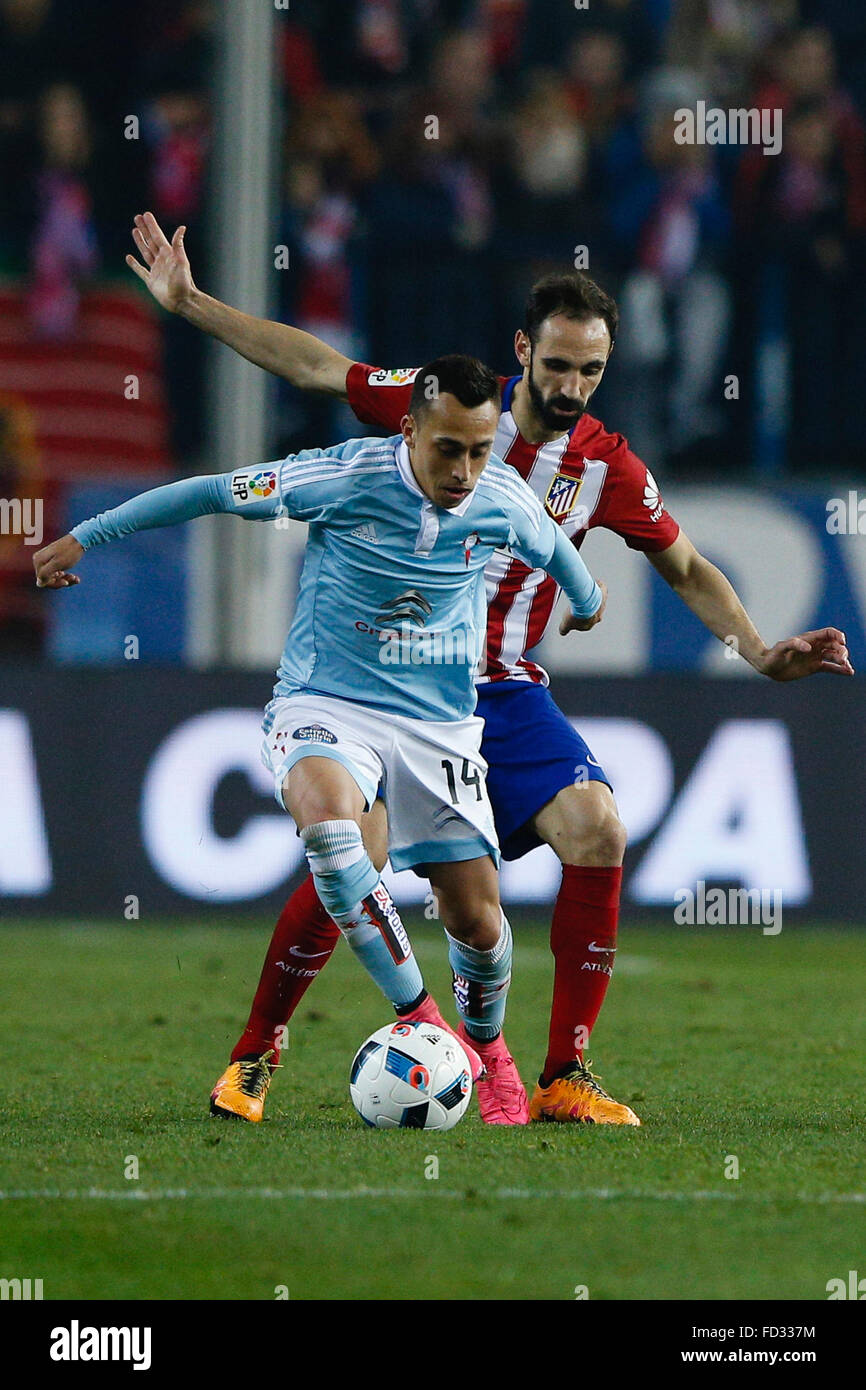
left=1, top=918, right=864, bottom=1301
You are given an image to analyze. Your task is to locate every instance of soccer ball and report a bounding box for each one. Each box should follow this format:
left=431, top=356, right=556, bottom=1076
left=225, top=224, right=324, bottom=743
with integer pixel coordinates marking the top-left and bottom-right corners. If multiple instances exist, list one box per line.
left=349, top=1021, right=473, bottom=1130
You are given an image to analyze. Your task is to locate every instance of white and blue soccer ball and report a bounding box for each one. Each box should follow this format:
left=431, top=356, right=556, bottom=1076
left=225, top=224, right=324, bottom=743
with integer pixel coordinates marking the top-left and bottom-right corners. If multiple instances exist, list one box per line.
left=350, top=1020, right=473, bottom=1130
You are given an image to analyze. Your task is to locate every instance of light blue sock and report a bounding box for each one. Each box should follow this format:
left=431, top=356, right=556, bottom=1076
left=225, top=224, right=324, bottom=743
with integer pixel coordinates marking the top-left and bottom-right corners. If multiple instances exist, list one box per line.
left=301, top=820, right=424, bottom=1008
left=446, top=913, right=512, bottom=1042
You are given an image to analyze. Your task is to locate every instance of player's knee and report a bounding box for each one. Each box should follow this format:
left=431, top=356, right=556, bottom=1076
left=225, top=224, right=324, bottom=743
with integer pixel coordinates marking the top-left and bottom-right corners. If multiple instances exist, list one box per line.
left=443, top=899, right=501, bottom=951
left=556, top=807, right=627, bottom=866
left=287, top=793, right=358, bottom=831
left=282, top=771, right=360, bottom=829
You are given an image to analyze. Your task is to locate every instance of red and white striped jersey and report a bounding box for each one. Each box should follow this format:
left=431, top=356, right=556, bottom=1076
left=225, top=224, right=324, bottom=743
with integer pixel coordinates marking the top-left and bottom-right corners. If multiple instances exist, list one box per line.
left=345, top=365, right=680, bottom=684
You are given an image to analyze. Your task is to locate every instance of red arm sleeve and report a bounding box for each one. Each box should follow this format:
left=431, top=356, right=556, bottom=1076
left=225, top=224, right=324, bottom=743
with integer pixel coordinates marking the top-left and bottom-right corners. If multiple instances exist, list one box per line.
left=593, top=433, right=680, bottom=552
left=345, top=362, right=421, bottom=432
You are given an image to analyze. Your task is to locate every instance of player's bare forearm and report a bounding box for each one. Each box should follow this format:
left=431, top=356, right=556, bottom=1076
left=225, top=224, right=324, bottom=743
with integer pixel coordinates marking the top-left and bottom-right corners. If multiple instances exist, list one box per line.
left=649, top=531, right=766, bottom=667
left=179, top=288, right=353, bottom=396
left=127, top=211, right=352, bottom=396
left=680, top=562, right=766, bottom=666
left=650, top=532, right=854, bottom=679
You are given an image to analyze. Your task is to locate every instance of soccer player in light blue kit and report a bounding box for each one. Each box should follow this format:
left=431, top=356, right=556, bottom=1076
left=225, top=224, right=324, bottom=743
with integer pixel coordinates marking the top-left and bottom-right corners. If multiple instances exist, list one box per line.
left=34, top=356, right=606, bottom=1124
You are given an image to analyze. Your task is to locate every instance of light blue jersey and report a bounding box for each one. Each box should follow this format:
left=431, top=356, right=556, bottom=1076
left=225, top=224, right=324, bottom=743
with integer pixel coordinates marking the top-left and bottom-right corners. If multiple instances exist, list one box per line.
left=72, top=434, right=602, bottom=721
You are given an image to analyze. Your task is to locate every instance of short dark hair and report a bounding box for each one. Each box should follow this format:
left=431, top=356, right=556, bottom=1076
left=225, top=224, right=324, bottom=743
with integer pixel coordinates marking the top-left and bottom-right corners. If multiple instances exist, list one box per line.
left=524, top=272, right=618, bottom=349
left=409, top=354, right=501, bottom=418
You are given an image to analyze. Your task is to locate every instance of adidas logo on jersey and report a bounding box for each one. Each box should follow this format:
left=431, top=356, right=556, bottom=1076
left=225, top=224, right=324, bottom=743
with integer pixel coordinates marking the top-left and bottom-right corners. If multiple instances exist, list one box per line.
left=351, top=522, right=379, bottom=543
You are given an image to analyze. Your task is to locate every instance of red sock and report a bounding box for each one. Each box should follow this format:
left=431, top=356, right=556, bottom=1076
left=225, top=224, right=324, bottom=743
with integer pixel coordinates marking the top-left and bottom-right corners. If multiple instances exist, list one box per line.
left=231, top=875, right=341, bottom=1064
left=542, top=864, right=622, bottom=1083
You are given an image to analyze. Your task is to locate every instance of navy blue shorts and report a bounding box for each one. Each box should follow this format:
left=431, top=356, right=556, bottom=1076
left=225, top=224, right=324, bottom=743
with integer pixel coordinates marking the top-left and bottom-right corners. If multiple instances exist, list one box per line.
left=476, top=681, right=611, bottom=861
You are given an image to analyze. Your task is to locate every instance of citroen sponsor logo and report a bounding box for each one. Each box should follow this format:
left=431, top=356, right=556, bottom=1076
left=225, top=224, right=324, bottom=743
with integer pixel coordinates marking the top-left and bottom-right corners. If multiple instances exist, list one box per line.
left=375, top=589, right=433, bottom=628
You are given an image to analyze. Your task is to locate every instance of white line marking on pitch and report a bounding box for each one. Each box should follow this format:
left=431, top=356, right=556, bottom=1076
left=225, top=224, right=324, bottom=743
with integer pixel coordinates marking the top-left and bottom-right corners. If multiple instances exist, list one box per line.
left=0, top=1187, right=864, bottom=1204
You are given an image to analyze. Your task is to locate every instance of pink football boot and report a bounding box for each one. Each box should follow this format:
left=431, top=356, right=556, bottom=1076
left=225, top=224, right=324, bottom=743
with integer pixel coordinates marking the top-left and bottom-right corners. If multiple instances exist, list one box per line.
left=459, top=1025, right=530, bottom=1125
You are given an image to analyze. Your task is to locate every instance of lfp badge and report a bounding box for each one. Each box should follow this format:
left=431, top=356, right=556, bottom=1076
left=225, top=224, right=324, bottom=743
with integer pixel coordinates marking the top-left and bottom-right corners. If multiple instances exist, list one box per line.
left=545, top=472, right=583, bottom=520
left=249, top=470, right=277, bottom=498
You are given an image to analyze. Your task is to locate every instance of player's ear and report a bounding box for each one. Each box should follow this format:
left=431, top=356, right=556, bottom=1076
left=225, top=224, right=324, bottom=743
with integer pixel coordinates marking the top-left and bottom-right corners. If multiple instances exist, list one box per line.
left=514, top=330, right=530, bottom=371
left=401, top=412, right=416, bottom=448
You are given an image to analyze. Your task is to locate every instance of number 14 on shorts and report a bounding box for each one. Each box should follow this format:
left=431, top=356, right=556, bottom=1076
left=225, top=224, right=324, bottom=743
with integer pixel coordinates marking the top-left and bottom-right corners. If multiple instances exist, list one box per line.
left=441, top=757, right=484, bottom=805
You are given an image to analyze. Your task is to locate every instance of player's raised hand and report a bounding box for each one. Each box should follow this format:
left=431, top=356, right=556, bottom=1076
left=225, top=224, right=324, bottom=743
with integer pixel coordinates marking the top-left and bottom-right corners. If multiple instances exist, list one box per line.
left=126, top=211, right=195, bottom=312
left=560, top=580, right=607, bottom=634
left=758, top=627, right=854, bottom=680
left=33, top=535, right=84, bottom=589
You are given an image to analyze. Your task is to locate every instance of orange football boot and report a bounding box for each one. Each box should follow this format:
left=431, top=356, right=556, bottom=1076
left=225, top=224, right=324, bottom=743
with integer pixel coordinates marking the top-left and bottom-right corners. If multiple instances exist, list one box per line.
left=529, top=1060, right=641, bottom=1125
left=210, top=1050, right=278, bottom=1122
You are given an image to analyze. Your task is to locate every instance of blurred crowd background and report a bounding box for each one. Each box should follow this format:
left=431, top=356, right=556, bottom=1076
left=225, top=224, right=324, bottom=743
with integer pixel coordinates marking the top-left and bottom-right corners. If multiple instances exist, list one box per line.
left=2, top=0, right=866, bottom=657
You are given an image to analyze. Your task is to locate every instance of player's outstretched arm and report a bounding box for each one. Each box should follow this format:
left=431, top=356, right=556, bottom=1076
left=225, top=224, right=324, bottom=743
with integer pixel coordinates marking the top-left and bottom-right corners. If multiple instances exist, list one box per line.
left=33, top=469, right=290, bottom=590
left=649, top=531, right=854, bottom=678
left=126, top=211, right=353, bottom=397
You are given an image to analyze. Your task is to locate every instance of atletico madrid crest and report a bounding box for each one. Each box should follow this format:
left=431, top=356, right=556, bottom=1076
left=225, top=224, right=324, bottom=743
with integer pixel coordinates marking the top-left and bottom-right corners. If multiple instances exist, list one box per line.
left=545, top=472, right=583, bottom=519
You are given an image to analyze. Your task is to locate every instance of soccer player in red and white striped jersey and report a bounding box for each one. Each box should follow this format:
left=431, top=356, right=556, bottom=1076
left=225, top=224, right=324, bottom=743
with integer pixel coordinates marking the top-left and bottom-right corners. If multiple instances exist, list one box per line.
left=128, top=215, right=853, bottom=1125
